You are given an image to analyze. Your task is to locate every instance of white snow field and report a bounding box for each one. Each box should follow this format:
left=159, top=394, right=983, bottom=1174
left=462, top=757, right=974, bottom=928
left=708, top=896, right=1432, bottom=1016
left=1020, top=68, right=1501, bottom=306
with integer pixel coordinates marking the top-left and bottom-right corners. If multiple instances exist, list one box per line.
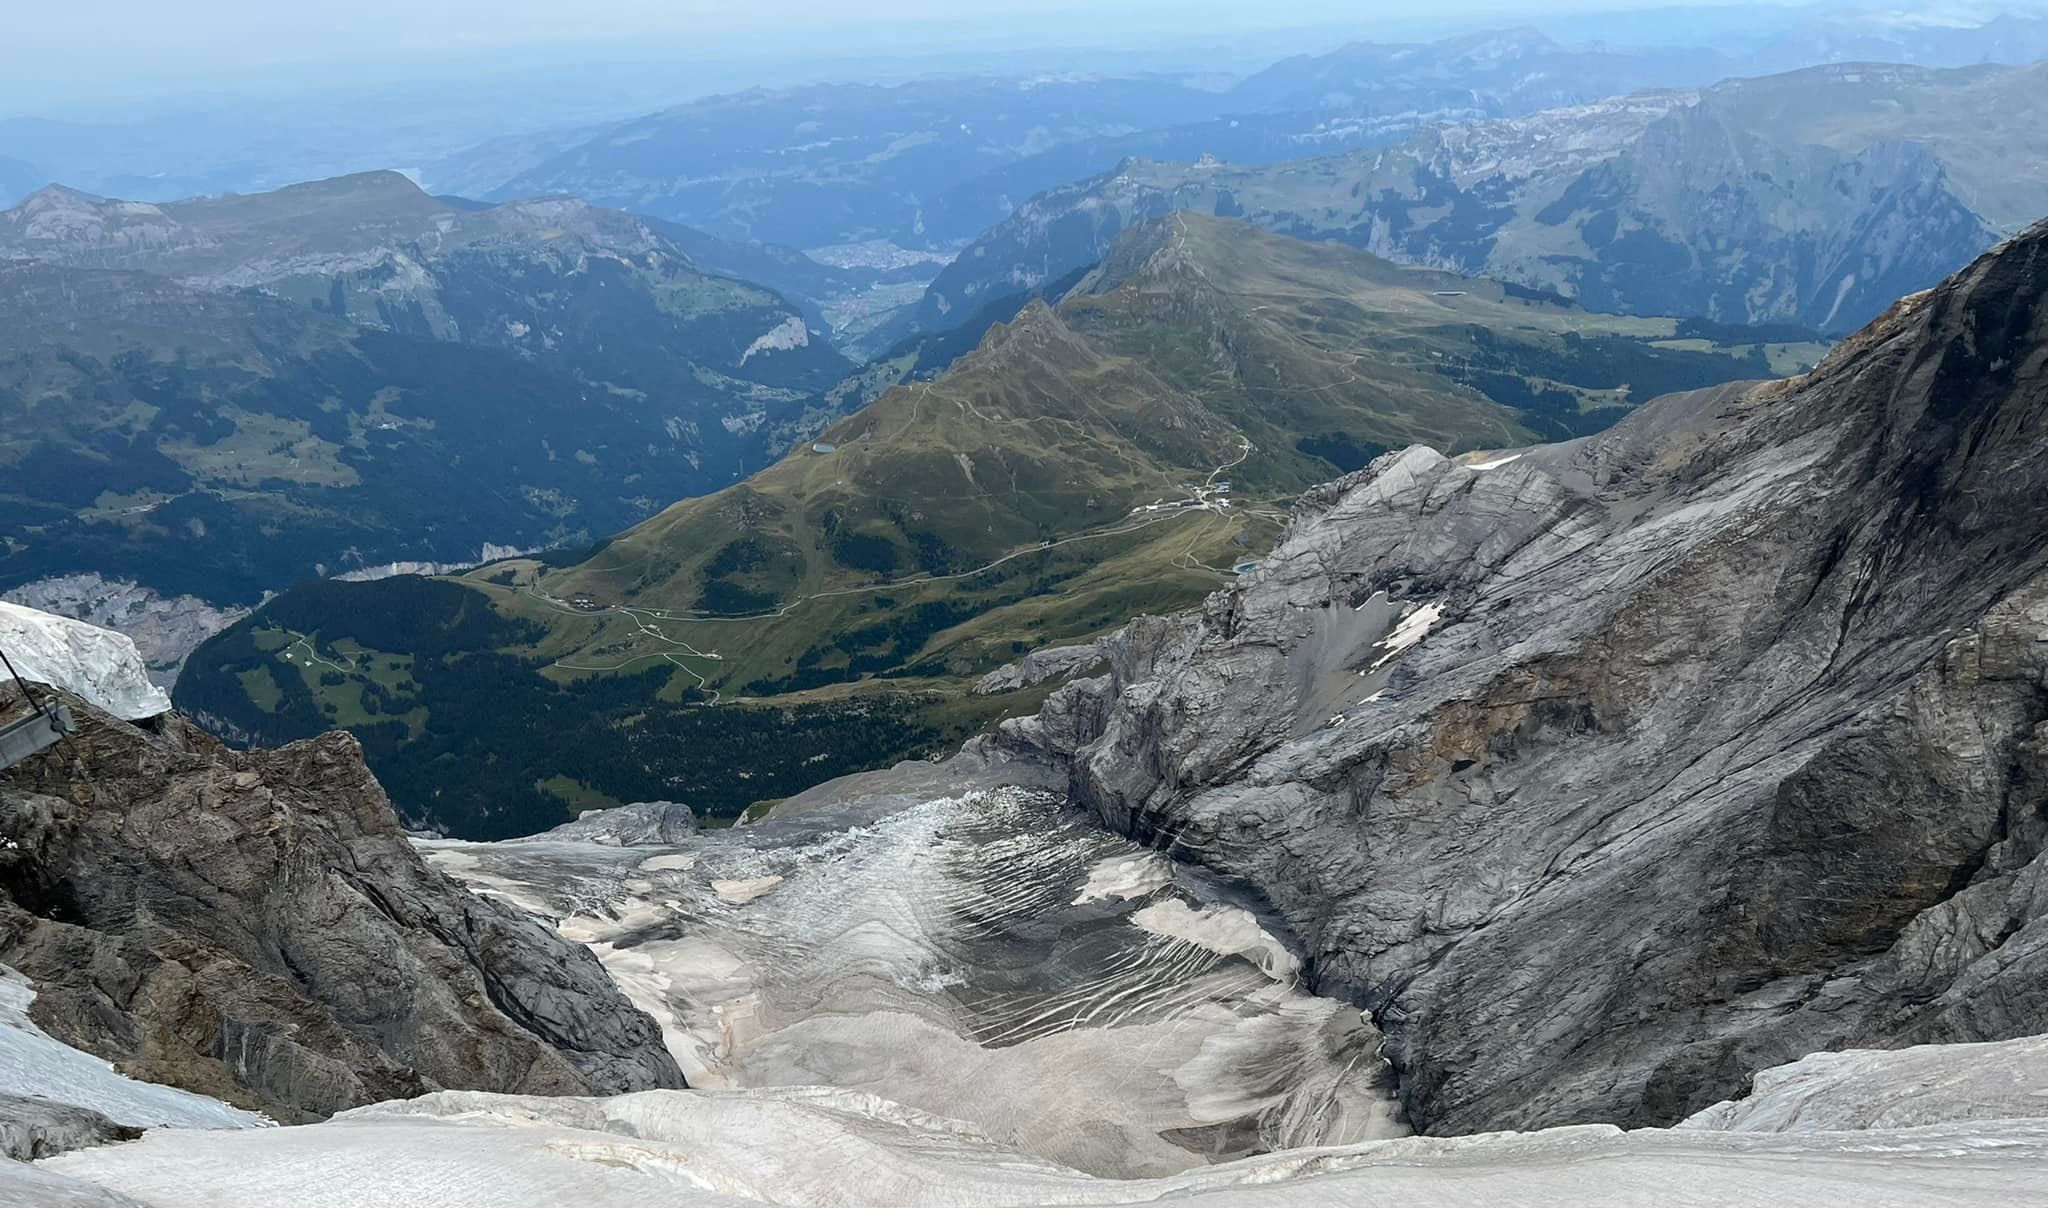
left=0, top=601, right=170, bottom=720
left=32, top=1069, right=2048, bottom=1208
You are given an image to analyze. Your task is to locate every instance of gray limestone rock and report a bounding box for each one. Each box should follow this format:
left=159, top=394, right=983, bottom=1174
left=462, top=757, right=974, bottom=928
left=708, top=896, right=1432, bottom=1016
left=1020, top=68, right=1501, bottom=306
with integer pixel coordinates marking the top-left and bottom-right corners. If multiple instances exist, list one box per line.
left=991, top=220, right=2048, bottom=1134
left=536, top=801, right=700, bottom=846
left=0, top=1095, right=140, bottom=1161
left=972, top=641, right=1109, bottom=695
left=0, top=688, right=684, bottom=1123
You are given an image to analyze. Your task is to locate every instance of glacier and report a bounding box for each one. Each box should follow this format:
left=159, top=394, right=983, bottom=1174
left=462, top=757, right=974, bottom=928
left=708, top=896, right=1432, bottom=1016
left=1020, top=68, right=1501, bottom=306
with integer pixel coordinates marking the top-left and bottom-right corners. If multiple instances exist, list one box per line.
left=9, top=783, right=2048, bottom=1206
left=0, top=602, right=169, bottom=720
left=420, top=786, right=1408, bottom=1176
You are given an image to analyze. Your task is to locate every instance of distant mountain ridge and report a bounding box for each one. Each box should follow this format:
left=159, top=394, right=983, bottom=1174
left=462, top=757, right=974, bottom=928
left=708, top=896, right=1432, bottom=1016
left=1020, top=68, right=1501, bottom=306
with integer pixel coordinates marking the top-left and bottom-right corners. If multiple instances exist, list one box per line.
left=457, top=32, right=1758, bottom=255
left=429, top=17, right=2048, bottom=265
left=915, top=60, right=2045, bottom=337
left=0, top=171, right=848, bottom=387
left=0, top=172, right=854, bottom=611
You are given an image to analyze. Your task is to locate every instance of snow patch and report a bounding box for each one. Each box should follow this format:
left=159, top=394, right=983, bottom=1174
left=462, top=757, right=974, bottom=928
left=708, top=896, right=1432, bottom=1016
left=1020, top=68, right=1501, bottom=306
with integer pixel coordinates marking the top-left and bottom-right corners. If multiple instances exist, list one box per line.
left=3, top=574, right=248, bottom=689
left=738, top=317, right=809, bottom=365
left=712, top=875, right=784, bottom=904
left=1130, top=899, right=1301, bottom=981
left=1371, top=600, right=1445, bottom=670
left=1073, top=852, right=1173, bottom=905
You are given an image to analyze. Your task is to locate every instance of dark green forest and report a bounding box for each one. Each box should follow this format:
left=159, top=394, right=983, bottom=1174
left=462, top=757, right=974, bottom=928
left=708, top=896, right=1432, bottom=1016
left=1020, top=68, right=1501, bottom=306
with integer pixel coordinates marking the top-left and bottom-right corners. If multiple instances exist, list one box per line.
left=175, top=577, right=973, bottom=838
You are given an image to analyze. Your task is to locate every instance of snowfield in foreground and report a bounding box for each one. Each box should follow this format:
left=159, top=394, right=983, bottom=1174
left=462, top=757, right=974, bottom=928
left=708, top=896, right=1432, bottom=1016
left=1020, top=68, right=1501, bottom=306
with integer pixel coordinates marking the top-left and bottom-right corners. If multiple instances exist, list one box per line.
left=28, top=1066, right=2048, bottom=1208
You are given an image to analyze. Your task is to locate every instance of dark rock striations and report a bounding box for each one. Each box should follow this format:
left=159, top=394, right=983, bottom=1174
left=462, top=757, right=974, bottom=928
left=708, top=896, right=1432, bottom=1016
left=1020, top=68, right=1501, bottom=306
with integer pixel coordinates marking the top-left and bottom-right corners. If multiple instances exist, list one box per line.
left=993, top=220, right=2048, bottom=1134
left=0, top=688, right=683, bottom=1122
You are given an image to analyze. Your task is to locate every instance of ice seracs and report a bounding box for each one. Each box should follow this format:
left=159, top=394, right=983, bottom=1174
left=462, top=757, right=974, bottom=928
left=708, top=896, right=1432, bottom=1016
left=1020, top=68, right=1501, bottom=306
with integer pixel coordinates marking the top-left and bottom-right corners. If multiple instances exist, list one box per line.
left=0, top=602, right=169, bottom=720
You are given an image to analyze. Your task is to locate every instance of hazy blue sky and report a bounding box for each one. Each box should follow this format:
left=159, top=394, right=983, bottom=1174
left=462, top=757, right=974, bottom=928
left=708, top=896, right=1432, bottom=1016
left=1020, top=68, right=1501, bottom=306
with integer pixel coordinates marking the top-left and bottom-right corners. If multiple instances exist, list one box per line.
left=7, top=0, right=2045, bottom=116
left=8, top=1, right=1778, bottom=105
left=17, top=0, right=1768, bottom=57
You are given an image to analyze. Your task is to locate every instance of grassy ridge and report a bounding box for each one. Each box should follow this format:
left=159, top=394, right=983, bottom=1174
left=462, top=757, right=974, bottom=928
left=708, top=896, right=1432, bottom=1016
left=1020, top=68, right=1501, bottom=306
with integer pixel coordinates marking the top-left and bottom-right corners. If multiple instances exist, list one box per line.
left=178, top=215, right=1824, bottom=837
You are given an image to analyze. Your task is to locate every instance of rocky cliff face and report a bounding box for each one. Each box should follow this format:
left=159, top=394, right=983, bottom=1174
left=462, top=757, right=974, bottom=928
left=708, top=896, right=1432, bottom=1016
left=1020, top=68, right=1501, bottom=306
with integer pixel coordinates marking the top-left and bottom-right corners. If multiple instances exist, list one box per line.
left=0, top=687, right=684, bottom=1123
left=993, top=220, right=2048, bottom=1134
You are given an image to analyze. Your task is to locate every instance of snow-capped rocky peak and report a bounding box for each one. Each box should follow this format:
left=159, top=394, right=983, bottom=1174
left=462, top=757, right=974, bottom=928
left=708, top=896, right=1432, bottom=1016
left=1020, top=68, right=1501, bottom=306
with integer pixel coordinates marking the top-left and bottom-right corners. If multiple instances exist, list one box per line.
left=0, top=601, right=171, bottom=720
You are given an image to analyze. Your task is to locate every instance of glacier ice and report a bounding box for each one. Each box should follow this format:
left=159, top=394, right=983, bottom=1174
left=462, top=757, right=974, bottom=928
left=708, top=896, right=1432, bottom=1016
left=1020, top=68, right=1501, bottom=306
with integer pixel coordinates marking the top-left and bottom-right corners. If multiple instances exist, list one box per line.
left=0, top=602, right=170, bottom=720
left=419, top=787, right=1407, bottom=1177
left=15, top=789, right=2048, bottom=1207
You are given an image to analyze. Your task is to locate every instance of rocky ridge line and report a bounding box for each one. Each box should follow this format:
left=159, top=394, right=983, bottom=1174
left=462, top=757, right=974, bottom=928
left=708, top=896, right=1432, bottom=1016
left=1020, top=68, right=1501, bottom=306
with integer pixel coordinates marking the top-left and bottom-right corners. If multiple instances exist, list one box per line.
left=987, top=219, right=2048, bottom=1133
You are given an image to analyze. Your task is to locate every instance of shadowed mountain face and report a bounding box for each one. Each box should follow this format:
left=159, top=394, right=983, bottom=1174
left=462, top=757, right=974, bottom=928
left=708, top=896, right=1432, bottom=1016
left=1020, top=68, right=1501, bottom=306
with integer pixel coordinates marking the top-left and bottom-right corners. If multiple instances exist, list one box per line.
left=173, top=215, right=1811, bottom=839
left=989, top=218, right=2048, bottom=1134
left=918, top=62, right=2046, bottom=338
left=0, top=173, right=852, bottom=607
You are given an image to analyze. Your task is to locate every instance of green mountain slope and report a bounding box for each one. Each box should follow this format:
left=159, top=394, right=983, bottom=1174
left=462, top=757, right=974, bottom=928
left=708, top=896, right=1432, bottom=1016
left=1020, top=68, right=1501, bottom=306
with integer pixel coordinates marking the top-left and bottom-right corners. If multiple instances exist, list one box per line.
left=175, top=214, right=1820, bottom=837
left=0, top=173, right=855, bottom=606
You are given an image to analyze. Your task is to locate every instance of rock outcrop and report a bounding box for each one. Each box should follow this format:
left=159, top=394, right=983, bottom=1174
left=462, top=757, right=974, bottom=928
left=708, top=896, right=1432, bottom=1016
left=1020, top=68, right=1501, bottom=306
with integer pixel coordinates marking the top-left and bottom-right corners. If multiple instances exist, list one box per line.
left=534, top=801, right=699, bottom=846
left=973, top=641, right=1108, bottom=696
left=0, top=1094, right=142, bottom=1162
left=0, top=685, right=684, bottom=1123
left=0, top=962, right=264, bottom=1154
left=993, top=221, right=2048, bottom=1133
